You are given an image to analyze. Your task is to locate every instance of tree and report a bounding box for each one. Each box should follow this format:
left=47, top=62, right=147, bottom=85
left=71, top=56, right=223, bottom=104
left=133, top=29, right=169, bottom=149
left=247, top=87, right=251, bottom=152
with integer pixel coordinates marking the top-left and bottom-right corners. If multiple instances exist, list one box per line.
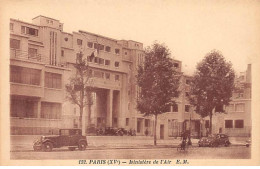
left=136, top=42, right=180, bottom=145
left=66, top=52, right=94, bottom=136
left=189, top=50, right=235, bottom=134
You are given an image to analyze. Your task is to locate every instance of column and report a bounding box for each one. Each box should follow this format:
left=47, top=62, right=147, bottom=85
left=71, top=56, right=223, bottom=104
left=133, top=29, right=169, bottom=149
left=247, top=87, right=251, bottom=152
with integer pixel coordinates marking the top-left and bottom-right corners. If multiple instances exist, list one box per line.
left=106, top=89, right=113, bottom=127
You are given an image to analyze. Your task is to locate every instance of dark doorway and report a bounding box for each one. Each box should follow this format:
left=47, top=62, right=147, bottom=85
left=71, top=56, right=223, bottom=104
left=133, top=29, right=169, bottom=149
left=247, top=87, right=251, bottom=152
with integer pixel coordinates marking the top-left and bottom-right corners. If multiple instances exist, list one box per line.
left=160, top=124, right=164, bottom=139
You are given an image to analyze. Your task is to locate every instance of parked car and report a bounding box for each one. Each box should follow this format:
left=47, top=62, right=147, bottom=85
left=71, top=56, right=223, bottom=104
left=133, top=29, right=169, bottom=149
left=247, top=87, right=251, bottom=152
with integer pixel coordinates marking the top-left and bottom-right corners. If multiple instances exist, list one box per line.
left=198, top=134, right=231, bottom=147
left=33, top=128, right=88, bottom=152
left=116, top=128, right=128, bottom=136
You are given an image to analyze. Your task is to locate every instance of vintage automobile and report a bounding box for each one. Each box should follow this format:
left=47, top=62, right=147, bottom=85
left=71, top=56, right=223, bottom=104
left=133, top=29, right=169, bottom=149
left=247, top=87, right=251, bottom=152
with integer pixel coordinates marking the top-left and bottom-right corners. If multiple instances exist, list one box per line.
left=33, top=129, right=88, bottom=152
left=198, top=134, right=231, bottom=147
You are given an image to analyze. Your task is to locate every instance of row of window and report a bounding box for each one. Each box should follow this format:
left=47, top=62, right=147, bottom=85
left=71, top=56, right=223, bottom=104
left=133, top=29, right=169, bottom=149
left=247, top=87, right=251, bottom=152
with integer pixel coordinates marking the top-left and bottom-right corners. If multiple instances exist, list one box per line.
left=225, top=120, right=244, bottom=128
left=225, top=103, right=245, bottom=112
left=10, top=66, right=62, bottom=89
left=166, top=104, right=190, bottom=112
left=10, top=98, right=61, bottom=119
left=204, top=119, right=244, bottom=129
left=77, top=39, right=120, bottom=55
left=92, top=70, right=120, bottom=81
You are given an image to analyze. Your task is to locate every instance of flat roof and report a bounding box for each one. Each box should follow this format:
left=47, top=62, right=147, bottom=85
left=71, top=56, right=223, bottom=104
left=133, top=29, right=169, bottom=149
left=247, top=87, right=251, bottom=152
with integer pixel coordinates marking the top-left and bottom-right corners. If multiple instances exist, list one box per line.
left=10, top=18, right=39, bottom=27
left=32, top=15, right=60, bottom=22
left=79, top=30, right=118, bottom=42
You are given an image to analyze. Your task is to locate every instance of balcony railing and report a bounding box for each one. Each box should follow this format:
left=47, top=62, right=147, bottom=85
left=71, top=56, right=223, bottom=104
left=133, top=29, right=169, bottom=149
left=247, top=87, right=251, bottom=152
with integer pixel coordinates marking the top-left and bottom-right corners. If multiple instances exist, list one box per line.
left=10, top=49, right=68, bottom=68
left=10, top=48, right=46, bottom=62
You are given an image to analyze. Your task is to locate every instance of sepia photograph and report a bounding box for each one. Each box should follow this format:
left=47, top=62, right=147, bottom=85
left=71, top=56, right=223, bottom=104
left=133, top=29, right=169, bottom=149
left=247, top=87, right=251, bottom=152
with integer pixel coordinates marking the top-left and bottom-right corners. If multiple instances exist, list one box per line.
left=0, top=0, right=260, bottom=166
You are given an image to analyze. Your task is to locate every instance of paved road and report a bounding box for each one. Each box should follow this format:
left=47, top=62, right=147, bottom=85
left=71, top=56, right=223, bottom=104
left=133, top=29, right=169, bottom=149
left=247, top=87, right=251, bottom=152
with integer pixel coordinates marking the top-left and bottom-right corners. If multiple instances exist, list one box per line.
left=11, top=146, right=250, bottom=160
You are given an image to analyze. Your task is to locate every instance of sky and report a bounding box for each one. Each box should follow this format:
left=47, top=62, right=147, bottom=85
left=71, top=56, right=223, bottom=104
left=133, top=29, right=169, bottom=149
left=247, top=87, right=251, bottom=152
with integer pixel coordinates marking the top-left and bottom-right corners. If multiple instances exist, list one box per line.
left=2, top=0, right=260, bottom=75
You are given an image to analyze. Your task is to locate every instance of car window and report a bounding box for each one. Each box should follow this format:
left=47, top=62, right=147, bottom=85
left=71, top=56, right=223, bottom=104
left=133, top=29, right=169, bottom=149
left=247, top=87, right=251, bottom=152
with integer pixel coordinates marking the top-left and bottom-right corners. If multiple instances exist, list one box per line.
left=60, top=130, right=69, bottom=135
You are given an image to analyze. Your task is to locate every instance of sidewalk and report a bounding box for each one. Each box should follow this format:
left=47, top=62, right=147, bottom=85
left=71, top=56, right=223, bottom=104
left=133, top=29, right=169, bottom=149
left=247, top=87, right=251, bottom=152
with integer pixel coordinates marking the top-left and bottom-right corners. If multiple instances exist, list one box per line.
left=10, top=135, right=248, bottom=152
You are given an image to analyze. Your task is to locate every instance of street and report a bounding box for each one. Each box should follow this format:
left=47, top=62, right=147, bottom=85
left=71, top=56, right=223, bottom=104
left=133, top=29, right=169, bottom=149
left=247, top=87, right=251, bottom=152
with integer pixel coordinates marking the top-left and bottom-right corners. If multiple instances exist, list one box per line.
left=11, top=146, right=250, bottom=160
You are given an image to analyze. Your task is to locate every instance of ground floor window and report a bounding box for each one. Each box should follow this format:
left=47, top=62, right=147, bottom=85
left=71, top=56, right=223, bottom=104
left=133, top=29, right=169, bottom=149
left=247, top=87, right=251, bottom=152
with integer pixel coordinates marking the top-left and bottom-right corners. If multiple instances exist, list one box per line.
left=225, top=120, right=233, bottom=128
left=10, top=96, right=38, bottom=118
left=41, top=102, right=61, bottom=119
left=10, top=65, right=41, bottom=85
left=168, top=119, right=179, bottom=137
left=235, top=120, right=244, bottom=128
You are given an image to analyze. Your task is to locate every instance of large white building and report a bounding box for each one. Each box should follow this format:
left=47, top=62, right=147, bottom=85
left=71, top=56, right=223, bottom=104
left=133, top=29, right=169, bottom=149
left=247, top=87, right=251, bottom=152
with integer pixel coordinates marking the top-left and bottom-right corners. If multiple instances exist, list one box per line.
left=10, top=15, right=250, bottom=139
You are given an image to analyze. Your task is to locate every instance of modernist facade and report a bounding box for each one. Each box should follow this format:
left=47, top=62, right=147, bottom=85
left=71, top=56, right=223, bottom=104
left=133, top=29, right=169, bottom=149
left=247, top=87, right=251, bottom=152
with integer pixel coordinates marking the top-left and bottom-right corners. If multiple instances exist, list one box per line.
left=10, top=15, right=149, bottom=135
left=9, top=15, right=250, bottom=139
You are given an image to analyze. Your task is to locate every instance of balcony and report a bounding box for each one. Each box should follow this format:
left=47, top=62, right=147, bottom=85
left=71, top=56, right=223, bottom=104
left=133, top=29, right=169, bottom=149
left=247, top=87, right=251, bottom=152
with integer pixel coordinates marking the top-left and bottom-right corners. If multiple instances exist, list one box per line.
left=10, top=49, right=68, bottom=68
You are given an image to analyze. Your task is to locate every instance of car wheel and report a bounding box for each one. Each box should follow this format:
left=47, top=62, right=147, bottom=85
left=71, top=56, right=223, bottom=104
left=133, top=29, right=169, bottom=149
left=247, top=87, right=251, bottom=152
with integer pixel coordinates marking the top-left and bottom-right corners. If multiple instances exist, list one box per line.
left=225, top=141, right=230, bottom=147
left=42, top=142, right=53, bottom=152
left=78, top=141, right=87, bottom=151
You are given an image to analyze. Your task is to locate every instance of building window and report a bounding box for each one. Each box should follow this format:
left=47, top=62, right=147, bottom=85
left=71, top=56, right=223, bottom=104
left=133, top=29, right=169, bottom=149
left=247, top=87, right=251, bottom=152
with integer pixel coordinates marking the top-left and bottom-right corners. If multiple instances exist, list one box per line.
left=126, top=118, right=129, bottom=126
left=105, top=60, right=110, bottom=66
left=125, top=51, right=128, bottom=55
left=10, top=23, right=14, bottom=30
left=10, top=96, right=38, bottom=118
left=115, top=75, right=119, bottom=81
left=61, top=50, right=64, bottom=57
left=205, top=120, right=210, bottom=128
left=115, top=48, right=120, bottom=55
left=172, top=104, right=178, bottom=112
left=105, top=73, right=110, bottom=80
left=10, top=39, right=20, bottom=49
left=226, top=104, right=234, bottom=112
left=45, top=72, right=62, bottom=89
left=10, top=66, right=41, bottom=85
left=235, top=120, right=244, bottom=128
left=93, top=71, right=104, bottom=78
left=28, top=48, right=38, bottom=59
left=77, top=39, right=83, bottom=45
left=64, top=37, right=68, bottom=41
left=145, top=119, right=149, bottom=127
left=94, top=57, right=99, bottom=64
left=115, top=61, right=120, bottom=68
left=87, top=42, right=93, bottom=48
left=185, top=92, right=189, bottom=97
left=99, top=45, right=104, bottom=51
left=99, top=58, right=104, bottom=65
left=225, top=120, right=233, bottom=128
left=174, top=63, right=179, bottom=68
left=128, top=90, right=131, bottom=96
left=41, top=102, right=61, bottom=119
left=21, top=26, right=38, bottom=36
left=235, top=103, right=244, bottom=112
left=185, top=105, right=190, bottom=112
left=105, top=46, right=111, bottom=52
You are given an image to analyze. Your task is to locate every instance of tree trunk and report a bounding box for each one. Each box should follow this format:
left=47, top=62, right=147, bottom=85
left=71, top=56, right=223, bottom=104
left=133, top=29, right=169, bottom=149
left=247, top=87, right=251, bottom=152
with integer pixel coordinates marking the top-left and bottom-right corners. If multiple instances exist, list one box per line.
left=209, top=112, right=212, bottom=134
left=88, top=104, right=91, bottom=126
left=80, top=106, right=86, bottom=136
left=79, top=114, right=82, bottom=128
left=154, top=114, right=158, bottom=146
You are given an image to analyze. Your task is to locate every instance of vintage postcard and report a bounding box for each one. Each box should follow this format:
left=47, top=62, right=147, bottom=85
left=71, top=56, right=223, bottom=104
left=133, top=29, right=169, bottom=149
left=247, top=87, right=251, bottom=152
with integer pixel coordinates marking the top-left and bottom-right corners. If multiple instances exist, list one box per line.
left=0, top=0, right=260, bottom=166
